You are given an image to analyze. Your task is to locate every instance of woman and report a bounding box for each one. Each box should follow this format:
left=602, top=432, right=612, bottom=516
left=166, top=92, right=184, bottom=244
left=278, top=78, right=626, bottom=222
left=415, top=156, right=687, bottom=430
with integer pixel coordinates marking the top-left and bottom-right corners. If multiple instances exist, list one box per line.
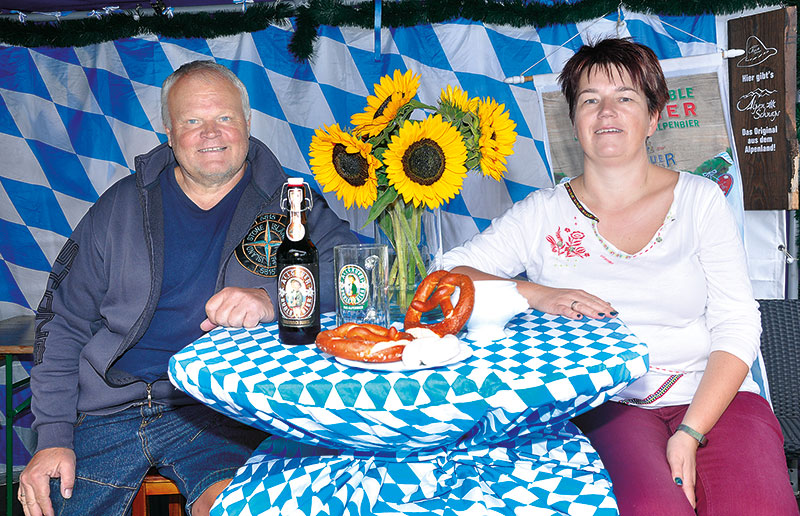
left=442, top=38, right=798, bottom=515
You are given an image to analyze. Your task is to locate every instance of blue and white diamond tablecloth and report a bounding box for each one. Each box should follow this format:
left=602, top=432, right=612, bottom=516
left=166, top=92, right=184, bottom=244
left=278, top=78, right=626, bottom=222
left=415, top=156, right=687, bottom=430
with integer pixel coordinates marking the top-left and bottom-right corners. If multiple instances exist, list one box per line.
left=169, top=311, right=648, bottom=515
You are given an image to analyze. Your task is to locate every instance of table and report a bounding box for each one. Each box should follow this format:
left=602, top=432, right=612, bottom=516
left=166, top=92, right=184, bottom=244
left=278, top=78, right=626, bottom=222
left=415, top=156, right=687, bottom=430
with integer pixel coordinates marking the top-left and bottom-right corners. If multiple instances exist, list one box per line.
left=0, top=315, right=35, bottom=516
left=169, top=311, right=648, bottom=515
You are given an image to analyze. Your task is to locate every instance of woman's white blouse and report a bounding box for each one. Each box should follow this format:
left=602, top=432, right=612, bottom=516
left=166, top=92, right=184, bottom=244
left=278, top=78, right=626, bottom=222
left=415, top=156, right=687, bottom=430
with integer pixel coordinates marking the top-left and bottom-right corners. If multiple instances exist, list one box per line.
left=442, top=172, right=761, bottom=407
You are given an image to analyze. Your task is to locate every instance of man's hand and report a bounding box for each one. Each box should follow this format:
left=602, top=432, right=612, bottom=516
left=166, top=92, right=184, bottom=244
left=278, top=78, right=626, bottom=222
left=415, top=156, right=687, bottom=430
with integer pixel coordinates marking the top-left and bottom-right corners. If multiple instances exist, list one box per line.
left=200, top=287, right=274, bottom=332
left=666, top=430, right=699, bottom=509
left=18, top=447, right=76, bottom=516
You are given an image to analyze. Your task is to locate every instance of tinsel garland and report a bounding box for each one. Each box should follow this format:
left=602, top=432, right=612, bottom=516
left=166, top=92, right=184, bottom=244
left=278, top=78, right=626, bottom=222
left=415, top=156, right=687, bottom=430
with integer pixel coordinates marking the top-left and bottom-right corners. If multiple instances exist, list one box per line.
left=0, top=0, right=794, bottom=60
left=0, top=2, right=295, bottom=49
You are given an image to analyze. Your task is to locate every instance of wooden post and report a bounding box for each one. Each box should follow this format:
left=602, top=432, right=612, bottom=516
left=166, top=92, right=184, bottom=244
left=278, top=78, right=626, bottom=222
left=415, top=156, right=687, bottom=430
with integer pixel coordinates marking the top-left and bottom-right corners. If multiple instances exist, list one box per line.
left=728, top=7, right=798, bottom=210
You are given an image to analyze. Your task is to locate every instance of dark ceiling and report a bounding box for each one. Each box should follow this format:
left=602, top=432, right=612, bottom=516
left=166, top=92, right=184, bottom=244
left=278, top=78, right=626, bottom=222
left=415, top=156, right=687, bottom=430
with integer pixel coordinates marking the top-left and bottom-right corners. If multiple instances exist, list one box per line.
left=0, top=1, right=275, bottom=12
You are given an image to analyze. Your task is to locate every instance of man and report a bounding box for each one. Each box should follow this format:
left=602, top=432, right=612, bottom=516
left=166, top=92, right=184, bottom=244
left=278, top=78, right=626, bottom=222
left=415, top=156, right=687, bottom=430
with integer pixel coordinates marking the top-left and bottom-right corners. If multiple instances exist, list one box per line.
left=18, top=60, right=357, bottom=516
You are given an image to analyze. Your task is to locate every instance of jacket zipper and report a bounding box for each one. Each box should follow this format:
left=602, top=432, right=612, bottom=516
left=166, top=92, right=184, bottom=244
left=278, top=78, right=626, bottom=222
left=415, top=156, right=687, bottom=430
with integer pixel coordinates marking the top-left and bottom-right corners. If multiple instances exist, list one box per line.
left=146, top=383, right=152, bottom=408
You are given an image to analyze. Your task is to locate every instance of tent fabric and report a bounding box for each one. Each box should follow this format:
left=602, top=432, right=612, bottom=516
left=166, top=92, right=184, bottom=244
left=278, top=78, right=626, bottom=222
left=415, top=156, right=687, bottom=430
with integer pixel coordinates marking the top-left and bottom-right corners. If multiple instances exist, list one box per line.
left=0, top=10, right=721, bottom=469
left=0, top=11, right=719, bottom=319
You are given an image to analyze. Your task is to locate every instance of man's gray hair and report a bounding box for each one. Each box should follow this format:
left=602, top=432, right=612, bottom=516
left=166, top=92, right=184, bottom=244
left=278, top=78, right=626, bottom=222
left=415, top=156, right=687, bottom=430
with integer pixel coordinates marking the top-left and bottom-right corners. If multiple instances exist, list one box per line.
left=161, top=60, right=251, bottom=130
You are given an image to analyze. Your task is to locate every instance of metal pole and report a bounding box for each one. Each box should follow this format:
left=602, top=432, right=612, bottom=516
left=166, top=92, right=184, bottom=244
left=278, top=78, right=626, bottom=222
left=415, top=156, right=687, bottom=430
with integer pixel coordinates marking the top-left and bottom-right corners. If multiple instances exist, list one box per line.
left=787, top=210, right=798, bottom=299
left=5, top=353, right=14, bottom=516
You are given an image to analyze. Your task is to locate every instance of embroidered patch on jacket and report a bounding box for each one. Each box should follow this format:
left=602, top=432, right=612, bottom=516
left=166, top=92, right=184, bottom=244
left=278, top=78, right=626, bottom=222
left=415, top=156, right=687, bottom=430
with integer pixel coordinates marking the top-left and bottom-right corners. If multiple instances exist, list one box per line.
left=235, top=213, right=287, bottom=278
left=546, top=226, right=589, bottom=259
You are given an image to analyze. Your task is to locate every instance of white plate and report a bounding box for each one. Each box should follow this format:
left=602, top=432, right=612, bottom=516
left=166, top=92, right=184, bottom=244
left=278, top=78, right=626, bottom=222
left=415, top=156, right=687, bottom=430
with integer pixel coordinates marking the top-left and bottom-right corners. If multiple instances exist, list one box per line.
left=335, top=342, right=473, bottom=371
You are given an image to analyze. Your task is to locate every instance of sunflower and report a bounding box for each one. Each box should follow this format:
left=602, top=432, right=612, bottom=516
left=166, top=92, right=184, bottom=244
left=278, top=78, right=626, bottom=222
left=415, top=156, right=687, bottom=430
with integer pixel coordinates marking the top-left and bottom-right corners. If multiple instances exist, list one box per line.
left=439, top=85, right=478, bottom=113
left=383, top=114, right=467, bottom=209
left=351, top=69, right=420, bottom=138
left=309, top=124, right=381, bottom=209
left=476, top=97, right=518, bottom=181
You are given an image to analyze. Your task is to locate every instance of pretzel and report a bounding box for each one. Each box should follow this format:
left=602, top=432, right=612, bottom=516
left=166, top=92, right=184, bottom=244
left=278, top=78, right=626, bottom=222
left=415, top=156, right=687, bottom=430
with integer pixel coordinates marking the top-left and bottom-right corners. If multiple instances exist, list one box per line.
left=404, top=270, right=475, bottom=336
left=316, top=323, right=414, bottom=362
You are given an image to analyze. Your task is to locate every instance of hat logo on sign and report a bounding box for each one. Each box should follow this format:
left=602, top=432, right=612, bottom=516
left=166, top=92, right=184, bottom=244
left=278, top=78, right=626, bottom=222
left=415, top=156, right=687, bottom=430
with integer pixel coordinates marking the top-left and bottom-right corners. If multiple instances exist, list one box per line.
left=737, top=35, right=778, bottom=68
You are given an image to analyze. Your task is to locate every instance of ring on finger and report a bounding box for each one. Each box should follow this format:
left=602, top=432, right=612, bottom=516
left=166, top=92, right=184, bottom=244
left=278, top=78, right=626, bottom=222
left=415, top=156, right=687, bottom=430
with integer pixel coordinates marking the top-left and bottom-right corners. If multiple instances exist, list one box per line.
left=570, top=300, right=579, bottom=311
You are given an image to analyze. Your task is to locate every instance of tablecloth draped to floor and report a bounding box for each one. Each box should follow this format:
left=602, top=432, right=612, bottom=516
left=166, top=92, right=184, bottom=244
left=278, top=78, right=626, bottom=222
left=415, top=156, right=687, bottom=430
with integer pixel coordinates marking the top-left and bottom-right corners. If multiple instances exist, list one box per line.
left=169, top=311, right=648, bottom=515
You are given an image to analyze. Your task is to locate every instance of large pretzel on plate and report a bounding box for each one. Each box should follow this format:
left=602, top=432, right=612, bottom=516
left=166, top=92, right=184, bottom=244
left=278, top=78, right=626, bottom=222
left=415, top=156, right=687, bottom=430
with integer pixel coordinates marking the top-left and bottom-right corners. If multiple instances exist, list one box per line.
left=404, top=270, right=475, bottom=336
left=316, top=323, right=414, bottom=362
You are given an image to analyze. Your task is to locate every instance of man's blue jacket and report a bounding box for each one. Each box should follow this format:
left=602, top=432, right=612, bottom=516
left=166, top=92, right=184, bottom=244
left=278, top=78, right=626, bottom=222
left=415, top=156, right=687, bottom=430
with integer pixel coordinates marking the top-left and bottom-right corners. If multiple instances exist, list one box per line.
left=31, top=136, right=357, bottom=452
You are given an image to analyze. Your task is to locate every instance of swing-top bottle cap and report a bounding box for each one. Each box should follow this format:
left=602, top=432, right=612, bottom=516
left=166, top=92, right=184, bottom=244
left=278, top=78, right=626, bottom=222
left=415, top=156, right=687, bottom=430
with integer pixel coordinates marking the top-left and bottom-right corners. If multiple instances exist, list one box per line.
left=287, top=177, right=304, bottom=187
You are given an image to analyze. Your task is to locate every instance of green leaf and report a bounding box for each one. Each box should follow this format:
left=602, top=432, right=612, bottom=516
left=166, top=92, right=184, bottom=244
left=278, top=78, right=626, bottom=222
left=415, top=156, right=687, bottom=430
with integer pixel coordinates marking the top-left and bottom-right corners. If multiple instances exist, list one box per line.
left=407, top=99, right=436, bottom=112
left=373, top=146, right=387, bottom=161
left=377, top=213, right=394, bottom=243
left=361, top=188, right=398, bottom=228
left=466, top=156, right=481, bottom=170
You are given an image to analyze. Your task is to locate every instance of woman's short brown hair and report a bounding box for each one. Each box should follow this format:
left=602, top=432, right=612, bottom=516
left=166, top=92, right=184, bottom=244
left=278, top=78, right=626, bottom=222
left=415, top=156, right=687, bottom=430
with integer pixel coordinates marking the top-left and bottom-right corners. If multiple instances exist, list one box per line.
left=558, top=38, right=668, bottom=123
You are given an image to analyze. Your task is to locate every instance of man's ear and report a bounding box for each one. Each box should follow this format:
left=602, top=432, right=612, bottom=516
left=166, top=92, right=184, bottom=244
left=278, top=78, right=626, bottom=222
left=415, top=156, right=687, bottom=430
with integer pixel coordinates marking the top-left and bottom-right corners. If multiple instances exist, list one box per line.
left=165, top=127, right=173, bottom=147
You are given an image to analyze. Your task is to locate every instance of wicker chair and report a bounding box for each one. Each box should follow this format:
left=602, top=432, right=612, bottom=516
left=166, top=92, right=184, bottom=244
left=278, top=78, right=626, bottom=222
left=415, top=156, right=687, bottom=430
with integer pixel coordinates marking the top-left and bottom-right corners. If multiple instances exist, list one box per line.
left=757, top=299, right=800, bottom=497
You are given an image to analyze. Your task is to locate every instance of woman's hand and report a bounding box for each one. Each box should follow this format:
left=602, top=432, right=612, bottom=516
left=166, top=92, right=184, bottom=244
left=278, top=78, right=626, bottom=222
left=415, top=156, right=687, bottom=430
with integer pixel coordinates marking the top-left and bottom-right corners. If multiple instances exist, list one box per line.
left=450, top=266, right=616, bottom=319
left=666, top=430, right=699, bottom=508
left=517, top=283, right=617, bottom=319
left=663, top=351, right=749, bottom=510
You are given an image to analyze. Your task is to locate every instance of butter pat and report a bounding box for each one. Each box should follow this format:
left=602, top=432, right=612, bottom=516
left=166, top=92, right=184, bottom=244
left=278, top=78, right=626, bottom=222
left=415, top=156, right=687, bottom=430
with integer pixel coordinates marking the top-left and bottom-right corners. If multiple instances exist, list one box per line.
left=402, top=330, right=461, bottom=368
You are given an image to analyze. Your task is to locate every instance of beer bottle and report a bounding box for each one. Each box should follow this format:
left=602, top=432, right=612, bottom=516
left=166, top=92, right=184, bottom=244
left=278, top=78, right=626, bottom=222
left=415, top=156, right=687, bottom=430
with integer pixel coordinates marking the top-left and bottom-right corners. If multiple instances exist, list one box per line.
left=276, top=178, right=320, bottom=344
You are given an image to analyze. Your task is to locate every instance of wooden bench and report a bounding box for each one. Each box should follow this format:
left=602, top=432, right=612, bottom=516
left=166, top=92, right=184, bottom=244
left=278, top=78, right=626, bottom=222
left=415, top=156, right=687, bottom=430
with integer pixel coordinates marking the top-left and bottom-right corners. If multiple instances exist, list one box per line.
left=131, top=470, right=186, bottom=516
left=0, top=315, right=34, bottom=516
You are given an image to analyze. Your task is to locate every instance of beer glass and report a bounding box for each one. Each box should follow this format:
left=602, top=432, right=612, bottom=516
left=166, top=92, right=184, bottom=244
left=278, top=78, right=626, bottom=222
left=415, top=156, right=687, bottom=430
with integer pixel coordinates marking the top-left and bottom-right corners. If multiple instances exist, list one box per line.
left=333, top=244, right=389, bottom=327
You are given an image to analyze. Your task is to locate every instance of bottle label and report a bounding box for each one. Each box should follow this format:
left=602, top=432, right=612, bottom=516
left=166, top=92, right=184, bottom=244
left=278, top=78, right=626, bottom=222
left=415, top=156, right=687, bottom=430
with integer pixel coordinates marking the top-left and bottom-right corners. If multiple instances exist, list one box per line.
left=278, top=266, right=316, bottom=323
left=286, top=187, right=305, bottom=242
left=337, top=264, right=369, bottom=311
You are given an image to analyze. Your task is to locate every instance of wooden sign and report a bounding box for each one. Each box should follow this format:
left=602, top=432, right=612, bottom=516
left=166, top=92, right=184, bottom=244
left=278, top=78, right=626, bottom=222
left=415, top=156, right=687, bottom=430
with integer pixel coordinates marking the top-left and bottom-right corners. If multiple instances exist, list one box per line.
left=728, top=7, right=798, bottom=210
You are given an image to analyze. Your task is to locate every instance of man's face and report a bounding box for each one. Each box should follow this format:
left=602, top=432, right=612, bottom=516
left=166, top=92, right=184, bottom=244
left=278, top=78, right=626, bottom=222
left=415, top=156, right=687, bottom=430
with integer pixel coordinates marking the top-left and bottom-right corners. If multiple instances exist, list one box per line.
left=165, top=72, right=250, bottom=188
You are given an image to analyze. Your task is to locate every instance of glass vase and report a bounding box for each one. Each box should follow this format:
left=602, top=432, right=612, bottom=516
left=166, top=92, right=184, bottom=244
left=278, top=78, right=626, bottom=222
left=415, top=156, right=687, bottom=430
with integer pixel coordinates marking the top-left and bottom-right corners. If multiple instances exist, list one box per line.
left=374, top=203, right=442, bottom=324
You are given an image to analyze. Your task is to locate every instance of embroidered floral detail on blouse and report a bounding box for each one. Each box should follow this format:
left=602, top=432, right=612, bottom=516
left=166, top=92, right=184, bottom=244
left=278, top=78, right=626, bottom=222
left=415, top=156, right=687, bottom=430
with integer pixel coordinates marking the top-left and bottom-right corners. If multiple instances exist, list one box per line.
left=547, top=226, right=589, bottom=258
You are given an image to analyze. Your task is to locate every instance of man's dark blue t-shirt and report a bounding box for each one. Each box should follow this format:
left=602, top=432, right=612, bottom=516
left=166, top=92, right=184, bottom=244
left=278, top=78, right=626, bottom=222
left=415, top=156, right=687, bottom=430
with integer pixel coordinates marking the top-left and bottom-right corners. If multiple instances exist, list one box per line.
left=114, top=165, right=250, bottom=382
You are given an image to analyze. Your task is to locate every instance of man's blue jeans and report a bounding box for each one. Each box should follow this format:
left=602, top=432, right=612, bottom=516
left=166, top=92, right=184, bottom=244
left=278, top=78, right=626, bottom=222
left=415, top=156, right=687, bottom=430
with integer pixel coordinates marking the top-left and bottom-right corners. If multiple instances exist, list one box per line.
left=49, top=402, right=266, bottom=516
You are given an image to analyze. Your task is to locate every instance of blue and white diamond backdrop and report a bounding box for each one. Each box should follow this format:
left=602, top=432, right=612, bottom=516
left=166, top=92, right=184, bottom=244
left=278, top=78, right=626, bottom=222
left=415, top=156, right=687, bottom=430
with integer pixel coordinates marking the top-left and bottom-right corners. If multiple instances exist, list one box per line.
left=0, top=10, right=723, bottom=467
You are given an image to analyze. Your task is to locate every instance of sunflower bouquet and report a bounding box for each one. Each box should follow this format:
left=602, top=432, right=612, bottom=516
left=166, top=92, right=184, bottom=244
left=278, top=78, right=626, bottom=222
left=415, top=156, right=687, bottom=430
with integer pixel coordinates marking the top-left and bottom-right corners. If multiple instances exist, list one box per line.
left=310, top=69, right=517, bottom=312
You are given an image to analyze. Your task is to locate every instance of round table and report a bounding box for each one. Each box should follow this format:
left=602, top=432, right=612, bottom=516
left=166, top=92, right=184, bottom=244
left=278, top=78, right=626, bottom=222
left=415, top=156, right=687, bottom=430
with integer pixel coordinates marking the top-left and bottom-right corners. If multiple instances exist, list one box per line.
left=169, top=310, right=648, bottom=515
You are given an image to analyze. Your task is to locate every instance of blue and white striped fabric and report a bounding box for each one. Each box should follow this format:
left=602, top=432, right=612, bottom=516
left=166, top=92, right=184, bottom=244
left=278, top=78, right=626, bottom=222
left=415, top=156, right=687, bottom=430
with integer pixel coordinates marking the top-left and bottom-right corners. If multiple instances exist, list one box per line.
left=169, top=310, right=649, bottom=514
left=0, top=10, right=715, bottom=468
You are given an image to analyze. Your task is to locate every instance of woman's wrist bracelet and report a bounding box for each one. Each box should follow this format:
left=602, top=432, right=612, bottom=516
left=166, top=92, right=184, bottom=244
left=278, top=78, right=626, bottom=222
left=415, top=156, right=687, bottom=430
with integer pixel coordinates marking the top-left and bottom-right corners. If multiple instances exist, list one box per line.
left=676, top=423, right=708, bottom=447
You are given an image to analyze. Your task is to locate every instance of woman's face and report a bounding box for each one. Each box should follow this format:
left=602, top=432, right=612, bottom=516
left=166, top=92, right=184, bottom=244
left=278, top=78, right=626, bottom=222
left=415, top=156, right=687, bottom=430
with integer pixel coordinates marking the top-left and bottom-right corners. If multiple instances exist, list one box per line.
left=572, top=66, right=658, bottom=164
